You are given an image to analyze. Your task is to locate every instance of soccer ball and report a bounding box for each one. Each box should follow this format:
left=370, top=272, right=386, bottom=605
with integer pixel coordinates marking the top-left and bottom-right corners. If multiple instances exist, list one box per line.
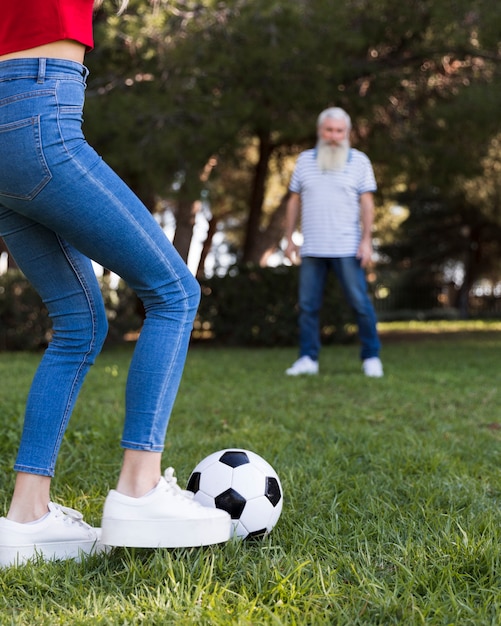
left=186, top=449, right=283, bottom=539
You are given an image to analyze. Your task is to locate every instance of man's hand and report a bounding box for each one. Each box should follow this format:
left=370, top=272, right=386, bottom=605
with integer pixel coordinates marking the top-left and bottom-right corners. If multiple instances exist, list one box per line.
left=285, top=241, right=300, bottom=264
left=358, top=192, right=375, bottom=268
left=284, top=192, right=302, bottom=264
left=356, top=239, right=373, bottom=268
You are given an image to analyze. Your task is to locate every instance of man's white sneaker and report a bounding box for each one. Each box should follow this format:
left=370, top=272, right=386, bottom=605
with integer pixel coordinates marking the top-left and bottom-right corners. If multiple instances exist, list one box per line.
left=0, top=502, right=103, bottom=567
left=101, top=467, right=232, bottom=548
left=362, top=357, right=384, bottom=378
left=285, top=356, right=319, bottom=376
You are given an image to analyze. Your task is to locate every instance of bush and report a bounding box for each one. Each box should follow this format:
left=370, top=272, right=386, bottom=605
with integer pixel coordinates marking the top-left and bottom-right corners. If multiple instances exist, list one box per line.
left=0, top=271, right=52, bottom=351
left=196, top=264, right=355, bottom=346
left=0, top=266, right=357, bottom=351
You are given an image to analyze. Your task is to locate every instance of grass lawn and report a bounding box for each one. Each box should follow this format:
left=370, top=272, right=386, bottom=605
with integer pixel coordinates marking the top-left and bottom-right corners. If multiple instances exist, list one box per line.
left=1, top=322, right=501, bottom=624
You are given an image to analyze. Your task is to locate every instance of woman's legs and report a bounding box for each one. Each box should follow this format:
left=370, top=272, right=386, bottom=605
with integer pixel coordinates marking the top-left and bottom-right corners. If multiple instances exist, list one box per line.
left=20, top=154, right=202, bottom=468
left=116, top=450, right=162, bottom=497
left=0, top=61, right=230, bottom=557
left=0, top=219, right=109, bottom=477
left=0, top=212, right=109, bottom=520
left=7, top=475, right=51, bottom=523
left=0, top=61, right=200, bottom=473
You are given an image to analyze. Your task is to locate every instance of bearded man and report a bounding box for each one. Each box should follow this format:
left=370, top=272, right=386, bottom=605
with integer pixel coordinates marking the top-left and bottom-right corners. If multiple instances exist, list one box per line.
left=284, top=107, right=383, bottom=377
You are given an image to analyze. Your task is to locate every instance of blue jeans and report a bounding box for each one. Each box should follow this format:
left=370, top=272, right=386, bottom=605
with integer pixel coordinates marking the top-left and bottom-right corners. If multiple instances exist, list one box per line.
left=0, top=59, right=200, bottom=477
left=298, top=256, right=380, bottom=361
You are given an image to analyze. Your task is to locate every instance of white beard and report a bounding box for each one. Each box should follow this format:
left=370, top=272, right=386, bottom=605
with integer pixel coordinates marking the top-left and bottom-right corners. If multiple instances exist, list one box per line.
left=316, top=140, right=349, bottom=172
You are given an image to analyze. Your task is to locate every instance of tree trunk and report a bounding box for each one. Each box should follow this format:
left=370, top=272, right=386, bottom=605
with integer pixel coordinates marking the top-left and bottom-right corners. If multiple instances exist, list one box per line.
left=173, top=198, right=199, bottom=263
left=196, top=214, right=218, bottom=279
left=242, top=130, right=274, bottom=264
left=257, top=192, right=289, bottom=266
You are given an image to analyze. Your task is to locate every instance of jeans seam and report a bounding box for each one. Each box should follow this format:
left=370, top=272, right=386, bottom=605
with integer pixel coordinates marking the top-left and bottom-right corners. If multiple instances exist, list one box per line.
left=47, top=236, right=99, bottom=473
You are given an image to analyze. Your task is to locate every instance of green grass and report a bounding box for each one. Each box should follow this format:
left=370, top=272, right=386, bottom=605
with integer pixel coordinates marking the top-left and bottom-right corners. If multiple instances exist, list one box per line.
left=2, top=323, right=501, bottom=624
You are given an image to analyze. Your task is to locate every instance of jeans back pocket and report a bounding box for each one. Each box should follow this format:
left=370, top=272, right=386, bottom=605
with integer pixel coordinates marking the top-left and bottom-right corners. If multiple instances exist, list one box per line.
left=0, top=116, right=52, bottom=200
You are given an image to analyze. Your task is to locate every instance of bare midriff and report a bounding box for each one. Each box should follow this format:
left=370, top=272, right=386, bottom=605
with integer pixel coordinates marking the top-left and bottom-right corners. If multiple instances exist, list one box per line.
left=0, top=40, right=86, bottom=64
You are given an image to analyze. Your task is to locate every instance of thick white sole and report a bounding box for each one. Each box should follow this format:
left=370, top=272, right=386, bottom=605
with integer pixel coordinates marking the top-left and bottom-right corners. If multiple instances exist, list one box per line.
left=101, top=516, right=232, bottom=548
left=0, top=539, right=102, bottom=567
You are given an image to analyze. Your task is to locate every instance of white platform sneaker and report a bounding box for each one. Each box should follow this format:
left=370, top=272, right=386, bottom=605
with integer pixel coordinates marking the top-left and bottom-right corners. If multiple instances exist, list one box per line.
left=0, top=502, right=103, bottom=567
left=101, top=468, right=232, bottom=548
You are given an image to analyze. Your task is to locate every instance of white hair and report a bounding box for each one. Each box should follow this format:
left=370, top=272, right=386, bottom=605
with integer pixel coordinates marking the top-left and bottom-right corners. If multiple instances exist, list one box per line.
left=317, top=107, right=352, bottom=131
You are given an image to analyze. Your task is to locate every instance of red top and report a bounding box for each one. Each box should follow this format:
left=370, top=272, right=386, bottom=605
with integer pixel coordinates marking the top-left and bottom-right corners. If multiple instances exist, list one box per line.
left=0, top=0, right=95, bottom=56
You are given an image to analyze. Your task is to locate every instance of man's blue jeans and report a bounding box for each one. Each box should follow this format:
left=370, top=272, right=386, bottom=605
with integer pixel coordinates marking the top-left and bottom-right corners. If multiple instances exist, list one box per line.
left=298, top=256, right=380, bottom=362
left=0, top=59, right=200, bottom=477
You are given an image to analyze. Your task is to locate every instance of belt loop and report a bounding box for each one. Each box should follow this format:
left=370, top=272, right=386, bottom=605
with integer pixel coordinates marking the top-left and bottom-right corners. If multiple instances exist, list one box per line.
left=37, top=58, right=46, bottom=84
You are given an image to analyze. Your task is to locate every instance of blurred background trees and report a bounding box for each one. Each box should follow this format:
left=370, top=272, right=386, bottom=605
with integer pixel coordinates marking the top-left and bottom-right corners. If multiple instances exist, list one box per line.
left=2, top=0, right=501, bottom=348
left=82, top=1, right=501, bottom=292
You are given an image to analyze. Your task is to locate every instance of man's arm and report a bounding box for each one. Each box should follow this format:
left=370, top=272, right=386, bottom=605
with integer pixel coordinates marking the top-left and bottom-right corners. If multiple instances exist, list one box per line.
left=357, top=191, right=375, bottom=268
left=284, top=191, right=301, bottom=263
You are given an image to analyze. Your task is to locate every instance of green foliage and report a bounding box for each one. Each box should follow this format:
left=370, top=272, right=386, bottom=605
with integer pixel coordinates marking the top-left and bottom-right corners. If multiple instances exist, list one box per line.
left=0, top=271, right=51, bottom=351
left=2, top=330, right=501, bottom=623
left=379, top=186, right=501, bottom=316
left=196, top=265, right=354, bottom=346
left=3, top=265, right=499, bottom=353
left=82, top=0, right=501, bottom=270
left=99, top=279, right=144, bottom=345
left=0, top=266, right=355, bottom=351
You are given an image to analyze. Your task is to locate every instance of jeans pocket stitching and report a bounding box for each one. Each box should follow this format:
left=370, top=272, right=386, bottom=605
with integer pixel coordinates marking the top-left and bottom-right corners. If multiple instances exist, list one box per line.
left=0, top=115, right=52, bottom=200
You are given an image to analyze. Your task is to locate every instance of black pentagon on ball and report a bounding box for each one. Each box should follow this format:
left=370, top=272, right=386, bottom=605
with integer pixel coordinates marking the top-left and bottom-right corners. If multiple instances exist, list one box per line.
left=215, top=488, right=246, bottom=518
left=265, top=476, right=282, bottom=507
left=186, top=471, right=201, bottom=493
left=246, top=528, right=268, bottom=540
left=219, top=450, right=250, bottom=468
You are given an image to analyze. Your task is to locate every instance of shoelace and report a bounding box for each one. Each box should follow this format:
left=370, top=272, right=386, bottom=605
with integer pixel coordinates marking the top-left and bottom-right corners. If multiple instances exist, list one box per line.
left=162, top=468, right=195, bottom=500
left=48, top=502, right=93, bottom=529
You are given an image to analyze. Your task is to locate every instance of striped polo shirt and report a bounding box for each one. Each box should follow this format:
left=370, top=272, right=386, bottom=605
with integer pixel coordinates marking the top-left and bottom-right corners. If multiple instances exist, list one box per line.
left=289, top=148, right=377, bottom=257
